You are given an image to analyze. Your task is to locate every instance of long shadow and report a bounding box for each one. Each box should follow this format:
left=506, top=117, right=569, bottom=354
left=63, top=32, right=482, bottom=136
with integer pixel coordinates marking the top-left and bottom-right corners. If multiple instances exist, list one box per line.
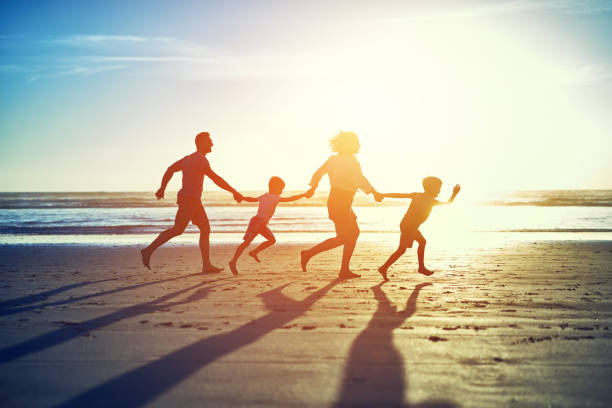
left=55, top=278, right=341, bottom=408
left=0, top=278, right=117, bottom=310
left=0, top=272, right=206, bottom=317
left=0, top=277, right=232, bottom=364
left=335, top=283, right=457, bottom=408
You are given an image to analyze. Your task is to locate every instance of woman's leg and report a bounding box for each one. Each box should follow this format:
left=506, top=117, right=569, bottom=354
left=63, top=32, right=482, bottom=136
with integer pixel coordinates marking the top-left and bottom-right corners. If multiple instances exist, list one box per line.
left=338, top=219, right=360, bottom=275
left=301, top=236, right=343, bottom=272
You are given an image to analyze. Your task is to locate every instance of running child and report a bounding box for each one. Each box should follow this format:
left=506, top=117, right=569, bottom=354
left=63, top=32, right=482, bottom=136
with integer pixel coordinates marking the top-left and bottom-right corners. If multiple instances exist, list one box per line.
left=229, top=177, right=312, bottom=275
left=378, top=177, right=460, bottom=280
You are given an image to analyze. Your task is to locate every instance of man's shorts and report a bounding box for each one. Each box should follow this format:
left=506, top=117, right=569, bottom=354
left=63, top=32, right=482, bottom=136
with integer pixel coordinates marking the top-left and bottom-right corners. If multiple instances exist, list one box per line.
left=176, top=195, right=209, bottom=227
left=243, top=215, right=272, bottom=241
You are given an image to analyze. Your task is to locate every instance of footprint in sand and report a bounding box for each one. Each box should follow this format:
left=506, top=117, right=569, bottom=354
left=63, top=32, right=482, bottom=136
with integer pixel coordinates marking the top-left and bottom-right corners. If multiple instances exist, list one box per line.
left=428, top=336, right=448, bottom=342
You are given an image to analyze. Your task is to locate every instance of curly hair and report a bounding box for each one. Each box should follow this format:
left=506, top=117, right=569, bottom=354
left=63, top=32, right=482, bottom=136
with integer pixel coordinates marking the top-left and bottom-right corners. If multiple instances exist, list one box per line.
left=329, top=131, right=360, bottom=155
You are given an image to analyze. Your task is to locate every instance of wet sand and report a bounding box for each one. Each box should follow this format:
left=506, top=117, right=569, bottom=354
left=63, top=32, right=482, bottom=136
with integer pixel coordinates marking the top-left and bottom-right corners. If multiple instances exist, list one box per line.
left=0, top=239, right=611, bottom=407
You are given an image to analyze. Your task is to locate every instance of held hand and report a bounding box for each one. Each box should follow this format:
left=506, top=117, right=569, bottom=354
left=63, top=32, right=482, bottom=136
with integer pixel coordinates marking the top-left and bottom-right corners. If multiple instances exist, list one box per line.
left=233, top=191, right=244, bottom=203
left=155, top=188, right=165, bottom=200
left=304, top=187, right=315, bottom=199
left=373, top=191, right=384, bottom=202
left=453, top=184, right=461, bottom=195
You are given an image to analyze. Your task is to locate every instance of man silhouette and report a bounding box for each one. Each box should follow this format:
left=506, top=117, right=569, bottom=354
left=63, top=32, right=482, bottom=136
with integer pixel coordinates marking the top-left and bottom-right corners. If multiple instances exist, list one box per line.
left=141, top=131, right=243, bottom=273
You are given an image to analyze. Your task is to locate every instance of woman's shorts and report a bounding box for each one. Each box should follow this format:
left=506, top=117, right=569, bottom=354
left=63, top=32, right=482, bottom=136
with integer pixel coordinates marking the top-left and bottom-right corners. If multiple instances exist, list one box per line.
left=327, top=188, right=357, bottom=224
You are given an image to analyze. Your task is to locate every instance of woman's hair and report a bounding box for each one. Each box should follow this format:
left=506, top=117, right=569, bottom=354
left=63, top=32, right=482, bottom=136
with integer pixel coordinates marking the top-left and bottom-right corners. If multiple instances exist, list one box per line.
left=329, top=131, right=360, bottom=155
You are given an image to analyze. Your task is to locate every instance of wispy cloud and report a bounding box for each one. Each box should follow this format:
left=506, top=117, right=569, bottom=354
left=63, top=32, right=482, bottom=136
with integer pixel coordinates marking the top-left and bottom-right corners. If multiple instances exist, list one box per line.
left=27, top=65, right=126, bottom=82
left=1, top=34, right=323, bottom=82
left=46, top=35, right=147, bottom=45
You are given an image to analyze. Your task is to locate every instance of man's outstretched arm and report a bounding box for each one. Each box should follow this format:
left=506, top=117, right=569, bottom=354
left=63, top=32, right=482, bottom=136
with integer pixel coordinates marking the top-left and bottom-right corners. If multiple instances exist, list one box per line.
left=205, top=168, right=243, bottom=202
left=155, top=160, right=182, bottom=199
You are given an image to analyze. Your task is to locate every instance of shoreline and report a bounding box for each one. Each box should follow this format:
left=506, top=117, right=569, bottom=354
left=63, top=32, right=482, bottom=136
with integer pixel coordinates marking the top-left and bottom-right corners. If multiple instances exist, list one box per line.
left=2, top=230, right=612, bottom=247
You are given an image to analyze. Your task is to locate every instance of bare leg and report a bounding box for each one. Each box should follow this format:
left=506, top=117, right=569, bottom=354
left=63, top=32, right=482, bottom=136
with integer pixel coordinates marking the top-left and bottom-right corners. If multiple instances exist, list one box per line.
left=337, top=220, right=361, bottom=278
left=301, top=236, right=343, bottom=272
left=339, top=222, right=359, bottom=272
left=229, top=236, right=255, bottom=275
left=249, top=228, right=276, bottom=262
left=378, top=245, right=407, bottom=281
left=196, top=220, right=221, bottom=273
left=141, top=206, right=190, bottom=269
left=415, top=231, right=432, bottom=276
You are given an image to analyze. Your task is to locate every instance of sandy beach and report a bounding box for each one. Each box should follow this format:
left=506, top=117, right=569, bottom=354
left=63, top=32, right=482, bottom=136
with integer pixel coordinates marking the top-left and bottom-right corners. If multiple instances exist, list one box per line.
left=0, top=238, right=611, bottom=407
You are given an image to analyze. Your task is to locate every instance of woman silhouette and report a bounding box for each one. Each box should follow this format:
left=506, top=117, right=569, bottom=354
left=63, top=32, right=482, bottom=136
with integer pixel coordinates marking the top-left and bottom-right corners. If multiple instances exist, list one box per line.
left=302, top=131, right=382, bottom=279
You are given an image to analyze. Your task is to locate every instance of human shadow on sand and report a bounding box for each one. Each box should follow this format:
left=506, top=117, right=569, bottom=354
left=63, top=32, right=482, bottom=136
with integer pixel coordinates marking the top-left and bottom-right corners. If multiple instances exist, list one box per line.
left=0, top=278, right=117, bottom=310
left=0, top=277, right=232, bottom=364
left=55, top=278, right=341, bottom=408
left=0, top=272, right=205, bottom=317
left=335, top=283, right=458, bottom=408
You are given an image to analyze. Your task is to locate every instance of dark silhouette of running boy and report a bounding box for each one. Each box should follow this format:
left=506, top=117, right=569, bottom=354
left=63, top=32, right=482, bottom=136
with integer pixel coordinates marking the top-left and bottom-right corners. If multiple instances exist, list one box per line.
left=378, top=177, right=460, bottom=280
left=229, top=177, right=312, bottom=275
left=141, top=131, right=243, bottom=273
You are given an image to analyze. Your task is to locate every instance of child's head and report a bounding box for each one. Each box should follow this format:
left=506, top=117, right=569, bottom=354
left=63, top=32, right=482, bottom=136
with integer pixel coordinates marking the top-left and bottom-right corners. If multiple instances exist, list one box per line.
left=195, top=131, right=212, bottom=153
left=422, top=176, right=442, bottom=197
left=329, top=131, right=360, bottom=155
left=268, top=176, right=285, bottom=195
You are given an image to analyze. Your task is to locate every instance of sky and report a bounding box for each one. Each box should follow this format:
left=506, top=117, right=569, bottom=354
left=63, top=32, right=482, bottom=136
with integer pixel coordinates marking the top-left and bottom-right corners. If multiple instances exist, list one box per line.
left=1, top=0, right=611, bottom=194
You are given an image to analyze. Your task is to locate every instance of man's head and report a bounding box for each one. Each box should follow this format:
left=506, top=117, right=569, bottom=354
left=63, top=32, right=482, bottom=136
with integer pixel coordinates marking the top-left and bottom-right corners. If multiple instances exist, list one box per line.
left=195, top=132, right=213, bottom=153
left=329, top=131, right=360, bottom=155
left=268, top=176, right=285, bottom=195
left=422, top=176, right=442, bottom=197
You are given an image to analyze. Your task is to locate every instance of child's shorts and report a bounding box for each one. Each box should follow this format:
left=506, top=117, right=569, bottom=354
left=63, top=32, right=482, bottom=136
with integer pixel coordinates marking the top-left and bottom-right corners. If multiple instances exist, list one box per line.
left=399, top=217, right=419, bottom=248
left=243, top=215, right=272, bottom=241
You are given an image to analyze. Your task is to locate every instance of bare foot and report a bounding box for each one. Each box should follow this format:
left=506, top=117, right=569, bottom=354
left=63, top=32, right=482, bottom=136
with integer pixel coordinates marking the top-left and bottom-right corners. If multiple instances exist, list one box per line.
left=229, top=261, right=238, bottom=275
left=248, top=251, right=260, bottom=263
left=418, top=267, right=434, bottom=276
left=140, top=249, right=151, bottom=270
left=338, top=270, right=360, bottom=279
left=378, top=266, right=389, bottom=281
left=202, top=264, right=224, bottom=274
left=301, top=250, right=311, bottom=272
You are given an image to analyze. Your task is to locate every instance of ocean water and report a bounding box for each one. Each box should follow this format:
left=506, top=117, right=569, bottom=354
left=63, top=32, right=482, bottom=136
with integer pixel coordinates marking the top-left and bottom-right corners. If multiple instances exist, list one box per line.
left=0, top=190, right=611, bottom=245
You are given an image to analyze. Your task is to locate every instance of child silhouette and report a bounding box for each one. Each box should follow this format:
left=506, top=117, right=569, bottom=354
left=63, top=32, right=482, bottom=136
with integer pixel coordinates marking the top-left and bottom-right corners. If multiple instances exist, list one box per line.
left=378, top=177, right=460, bottom=280
left=229, top=177, right=311, bottom=275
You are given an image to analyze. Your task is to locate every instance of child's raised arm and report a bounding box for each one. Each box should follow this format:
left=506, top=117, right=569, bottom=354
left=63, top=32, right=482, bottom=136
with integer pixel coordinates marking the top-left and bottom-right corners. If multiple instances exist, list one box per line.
left=436, top=184, right=461, bottom=205
left=240, top=196, right=259, bottom=203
